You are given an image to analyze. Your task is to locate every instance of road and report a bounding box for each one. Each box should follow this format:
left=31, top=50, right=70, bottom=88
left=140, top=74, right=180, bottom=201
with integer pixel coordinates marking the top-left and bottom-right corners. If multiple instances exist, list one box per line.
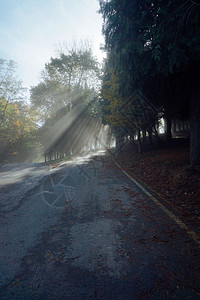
left=0, top=151, right=199, bottom=299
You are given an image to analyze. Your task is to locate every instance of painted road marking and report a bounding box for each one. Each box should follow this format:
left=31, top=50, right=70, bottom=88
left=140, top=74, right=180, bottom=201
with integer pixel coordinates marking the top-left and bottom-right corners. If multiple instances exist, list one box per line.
left=113, top=159, right=200, bottom=246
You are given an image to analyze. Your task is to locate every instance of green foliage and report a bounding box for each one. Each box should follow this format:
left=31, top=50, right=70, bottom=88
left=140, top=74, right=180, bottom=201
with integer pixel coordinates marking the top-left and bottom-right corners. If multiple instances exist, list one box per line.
left=0, top=58, right=38, bottom=162
left=99, top=0, right=200, bottom=162
left=0, top=98, right=39, bottom=162
left=100, top=62, right=158, bottom=141
left=30, top=44, right=100, bottom=121
left=30, top=43, right=103, bottom=159
left=100, top=68, right=124, bottom=127
left=99, top=0, right=200, bottom=89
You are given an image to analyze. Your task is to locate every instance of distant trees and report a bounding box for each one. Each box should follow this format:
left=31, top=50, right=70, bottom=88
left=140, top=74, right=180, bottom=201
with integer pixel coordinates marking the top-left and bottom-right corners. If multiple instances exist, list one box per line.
left=0, top=59, right=38, bottom=162
left=99, top=0, right=200, bottom=166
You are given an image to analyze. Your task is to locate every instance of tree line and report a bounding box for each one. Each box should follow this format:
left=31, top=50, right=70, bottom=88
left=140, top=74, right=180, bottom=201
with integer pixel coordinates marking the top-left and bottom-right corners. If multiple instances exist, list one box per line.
left=98, top=0, right=200, bottom=167
left=0, top=1, right=200, bottom=167
left=0, top=42, right=104, bottom=163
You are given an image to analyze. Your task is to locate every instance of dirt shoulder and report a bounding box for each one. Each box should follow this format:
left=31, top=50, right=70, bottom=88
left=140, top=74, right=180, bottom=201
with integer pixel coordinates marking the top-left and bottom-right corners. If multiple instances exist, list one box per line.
left=115, top=141, right=200, bottom=234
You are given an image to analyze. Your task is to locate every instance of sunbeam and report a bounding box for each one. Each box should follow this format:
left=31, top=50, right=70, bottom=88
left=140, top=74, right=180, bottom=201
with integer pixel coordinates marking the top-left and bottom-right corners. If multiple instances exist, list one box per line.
left=40, top=95, right=111, bottom=162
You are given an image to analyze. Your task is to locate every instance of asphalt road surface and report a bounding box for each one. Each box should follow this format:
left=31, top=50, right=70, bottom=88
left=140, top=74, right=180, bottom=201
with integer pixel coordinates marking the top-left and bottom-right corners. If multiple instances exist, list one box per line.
left=0, top=151, right=199, bottom=299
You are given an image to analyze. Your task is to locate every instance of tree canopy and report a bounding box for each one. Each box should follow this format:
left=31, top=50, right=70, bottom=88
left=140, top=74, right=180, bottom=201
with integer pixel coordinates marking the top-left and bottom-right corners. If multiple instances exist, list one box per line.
left=0, top=59, right=38, bottom=162
left=30, top=44, right=100, bottom=121
left=30, top=43, right=103, bottom=160
left=99, top=0, right=200, bottom=166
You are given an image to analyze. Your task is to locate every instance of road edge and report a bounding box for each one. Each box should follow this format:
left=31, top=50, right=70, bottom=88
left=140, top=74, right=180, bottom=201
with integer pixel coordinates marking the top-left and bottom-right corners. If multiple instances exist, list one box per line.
left=112, top=158, right=200, bottom=247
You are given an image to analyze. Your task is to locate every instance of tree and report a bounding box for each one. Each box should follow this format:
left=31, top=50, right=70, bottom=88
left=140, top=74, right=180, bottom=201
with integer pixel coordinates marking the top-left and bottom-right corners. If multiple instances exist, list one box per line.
left=30, top=44, right=100, bottom=121
left=0, top=97, right=39, bottom=162
left=0, top=59, right=25, bottom=101
left=100, top=60, right=158, bottom=153
left=99, top=0, right=200, bottom=166
left=0, top=58, right=26, bottom=127
left=157, top=1, right=200, bottom=166
left=30, top=43, right=102, bottom=159
left=0, top=58, right=38, bottom=162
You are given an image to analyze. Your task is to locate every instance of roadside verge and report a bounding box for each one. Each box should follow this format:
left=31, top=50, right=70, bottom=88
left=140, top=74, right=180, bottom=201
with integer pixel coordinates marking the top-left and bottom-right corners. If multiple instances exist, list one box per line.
left=112, top=157, right=200, bottom=247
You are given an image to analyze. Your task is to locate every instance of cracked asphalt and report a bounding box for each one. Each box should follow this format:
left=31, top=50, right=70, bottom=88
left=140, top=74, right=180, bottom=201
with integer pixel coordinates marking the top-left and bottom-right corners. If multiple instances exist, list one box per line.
left=0, top=151, right=199, bottom=299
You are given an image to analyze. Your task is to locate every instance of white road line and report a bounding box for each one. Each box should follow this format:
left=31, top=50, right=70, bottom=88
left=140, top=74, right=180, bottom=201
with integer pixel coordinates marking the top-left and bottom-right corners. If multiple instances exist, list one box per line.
left=113, top=159, right=200, bottom=246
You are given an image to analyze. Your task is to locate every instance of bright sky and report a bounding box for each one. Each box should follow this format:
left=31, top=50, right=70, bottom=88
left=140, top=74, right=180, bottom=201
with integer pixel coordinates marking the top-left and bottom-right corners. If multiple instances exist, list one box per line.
left=0, top=0, right=105, bottom=90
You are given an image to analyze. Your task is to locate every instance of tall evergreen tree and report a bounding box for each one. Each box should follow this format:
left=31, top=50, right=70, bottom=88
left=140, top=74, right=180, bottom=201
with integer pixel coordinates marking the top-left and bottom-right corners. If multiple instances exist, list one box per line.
left=99, top=0, right=200, bottom=166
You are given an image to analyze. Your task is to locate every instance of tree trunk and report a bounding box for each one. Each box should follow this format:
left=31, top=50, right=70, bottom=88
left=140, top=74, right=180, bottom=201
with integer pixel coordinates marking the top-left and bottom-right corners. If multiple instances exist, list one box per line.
left=166, top=116, right=172, bottom=142
left=115, top=134, right=124, bottom=153
left=142, top=130, right=147, bottom=144
left=153, top=125, right=161, bottom=144
left=147, top=128, right=153, bottom=145
left=137, top=130, right=142, bottom=154
left=190, top=93, right=200, bottom=167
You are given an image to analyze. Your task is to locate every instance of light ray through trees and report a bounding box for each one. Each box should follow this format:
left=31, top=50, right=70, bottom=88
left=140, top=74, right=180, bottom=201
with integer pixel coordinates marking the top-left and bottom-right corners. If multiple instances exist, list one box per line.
left=40, top=96, right=111, bottom=162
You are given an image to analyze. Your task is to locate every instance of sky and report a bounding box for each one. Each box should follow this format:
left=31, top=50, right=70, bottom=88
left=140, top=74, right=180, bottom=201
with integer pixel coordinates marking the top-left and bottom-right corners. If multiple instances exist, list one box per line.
left=0, top=0, right=105, bottom=90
